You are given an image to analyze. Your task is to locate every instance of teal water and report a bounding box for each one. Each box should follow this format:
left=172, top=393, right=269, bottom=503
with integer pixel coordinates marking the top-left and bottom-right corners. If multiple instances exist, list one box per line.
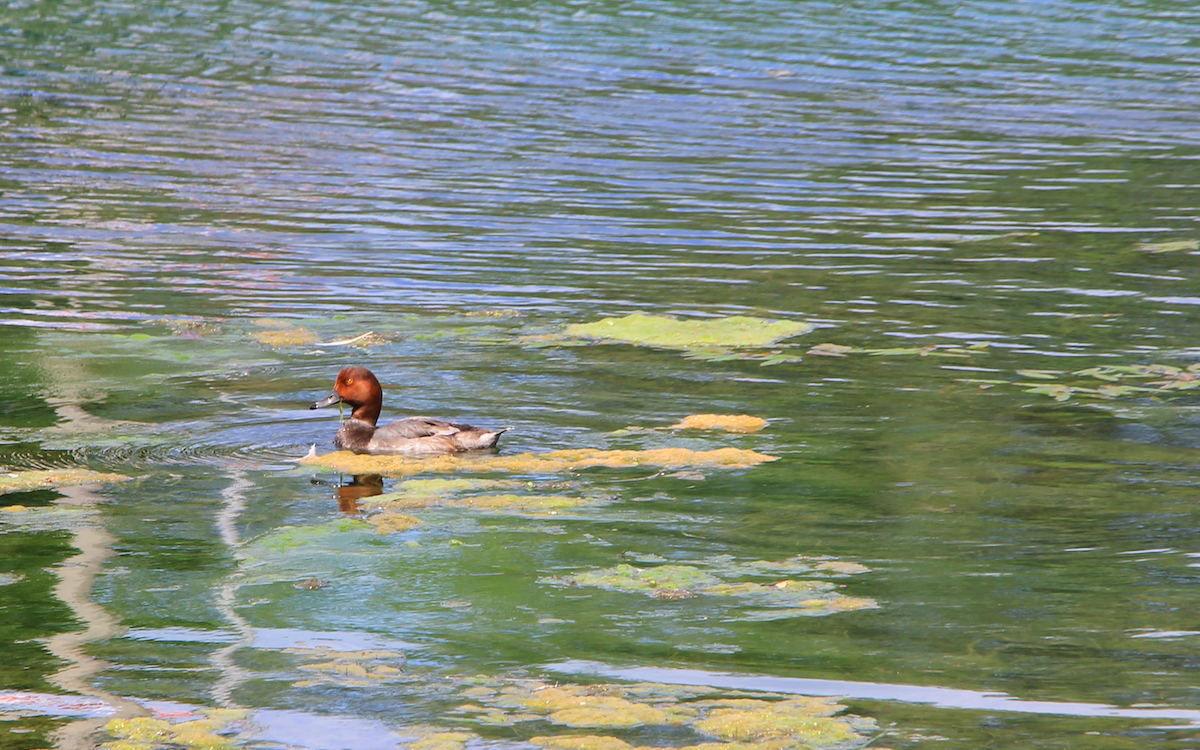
left=2, top=0, right=1200, bottom=747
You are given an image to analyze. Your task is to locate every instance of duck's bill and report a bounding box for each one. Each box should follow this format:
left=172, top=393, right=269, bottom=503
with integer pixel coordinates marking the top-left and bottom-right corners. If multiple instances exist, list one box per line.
left=310, top=391, right=342, bottom=410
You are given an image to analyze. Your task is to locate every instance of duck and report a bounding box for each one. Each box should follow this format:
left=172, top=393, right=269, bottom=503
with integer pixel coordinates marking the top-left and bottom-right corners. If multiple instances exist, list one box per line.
left=310, top=366, right=506, bottom=455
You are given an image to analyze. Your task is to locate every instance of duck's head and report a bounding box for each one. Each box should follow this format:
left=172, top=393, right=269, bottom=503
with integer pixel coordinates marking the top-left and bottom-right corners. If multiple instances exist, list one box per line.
left=311, top=366, right=383, bottom=422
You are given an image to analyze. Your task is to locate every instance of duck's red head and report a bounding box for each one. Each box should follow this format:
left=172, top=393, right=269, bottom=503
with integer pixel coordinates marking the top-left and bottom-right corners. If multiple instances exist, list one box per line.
left=310, top=366, right=383, bottom=425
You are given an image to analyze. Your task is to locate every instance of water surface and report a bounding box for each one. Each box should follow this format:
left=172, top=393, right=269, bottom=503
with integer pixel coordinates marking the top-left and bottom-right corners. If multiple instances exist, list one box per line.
left=2, top=0, right=1200, bottom=748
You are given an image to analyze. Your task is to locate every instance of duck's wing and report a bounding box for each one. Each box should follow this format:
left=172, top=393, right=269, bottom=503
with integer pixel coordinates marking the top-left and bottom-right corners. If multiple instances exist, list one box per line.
left=373, top=417, right=465, bottom=440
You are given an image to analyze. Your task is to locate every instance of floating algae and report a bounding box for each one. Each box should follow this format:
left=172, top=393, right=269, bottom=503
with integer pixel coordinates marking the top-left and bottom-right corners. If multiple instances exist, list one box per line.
left=694, top=700, right=860, bottom=747
left=541, top=556, right=877, bottom=617
left=392, top=478, right=523, bottom=496
left=805, top=342, right=989, bottom=359
left=669, top=415, right=769, bottom=434
left=702, top=555, right=871, bottom=579
left=302, top=447, right=777, bottom=477
left=1135, top=239, right=1199, bottom=254
left=448, top=494, right=589, bottom=511
left=553, top=564, right=724, bottom=597
left=522, top=686, right=691, bottom=728
left=0, top=468, right=130, bottom=495
left=457, top=679, right=874, bottom=749
left=269, top=654, right=877, bottom=749
left=531, top=736, right=635, bottom=750
left=960, top=362, right=1200, bottom=402
left=813, top=561, right=869, bottom=575
left=101, top=709, right=249, bottom=750
left=366, top=491, right=594, bottom=513
left=288, top=647, right=410, bottom=688
left=562, top=315, right=813, bottom=350
left=365, top=512, right=424, bottom=534
left=251, top=326, right=320, bottom=347
left=410, top=731, right=477, bottom=750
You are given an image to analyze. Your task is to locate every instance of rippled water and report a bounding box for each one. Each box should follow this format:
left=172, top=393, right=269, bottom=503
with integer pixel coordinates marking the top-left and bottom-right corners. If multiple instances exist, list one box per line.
left=2, top=0, right=1200, bottom=748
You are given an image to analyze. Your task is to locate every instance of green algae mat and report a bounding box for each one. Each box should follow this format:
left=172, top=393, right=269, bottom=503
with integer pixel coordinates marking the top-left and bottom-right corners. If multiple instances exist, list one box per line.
left=0, top=468, right=131, bottom=496
left=562, top=314, right=814, bottom=350
left=541, top=558, right=877, bottom=619
left=281, top=666, right=878, bottom=750
left=301, top=447, right=777, bottom=477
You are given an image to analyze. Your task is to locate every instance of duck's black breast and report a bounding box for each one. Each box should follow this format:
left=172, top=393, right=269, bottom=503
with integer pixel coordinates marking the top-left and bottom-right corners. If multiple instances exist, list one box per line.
left=334, top=418, right=377, bottom=453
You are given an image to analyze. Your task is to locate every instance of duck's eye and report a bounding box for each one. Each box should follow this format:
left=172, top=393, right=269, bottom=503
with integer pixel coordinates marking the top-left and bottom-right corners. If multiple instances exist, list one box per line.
left=346, top=378, right=354, bottom=385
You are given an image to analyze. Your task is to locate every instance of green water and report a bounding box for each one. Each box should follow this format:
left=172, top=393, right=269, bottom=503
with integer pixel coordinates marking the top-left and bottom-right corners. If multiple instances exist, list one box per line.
left=2, top=0, right=1200, bottom=747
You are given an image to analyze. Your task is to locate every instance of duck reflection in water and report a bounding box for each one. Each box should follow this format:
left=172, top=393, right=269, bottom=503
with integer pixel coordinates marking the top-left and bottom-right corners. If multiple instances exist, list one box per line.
left=311, top=474, right=384, bottom=514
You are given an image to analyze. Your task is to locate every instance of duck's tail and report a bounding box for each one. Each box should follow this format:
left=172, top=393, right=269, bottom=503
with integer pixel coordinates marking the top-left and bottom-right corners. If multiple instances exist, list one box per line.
left=454, top=426, right=509, bottom=451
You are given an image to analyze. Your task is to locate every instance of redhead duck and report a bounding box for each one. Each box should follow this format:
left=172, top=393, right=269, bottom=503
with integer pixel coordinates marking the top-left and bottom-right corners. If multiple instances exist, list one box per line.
left=310, top=366, right=506, bottom=455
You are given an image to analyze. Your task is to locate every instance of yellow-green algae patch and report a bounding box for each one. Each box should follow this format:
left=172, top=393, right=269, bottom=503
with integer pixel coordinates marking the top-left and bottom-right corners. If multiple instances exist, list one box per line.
left=456, top=494, right=589, bottom=510
left=251, top=326, right=320, bottom=346
left=302, top=447, right=777, bottom=477
left=521, top=686, right=692, bottom=728
left=1136, top=239, right=1199, bottom=254
left=531, top=735, right=634, bottom=750
left=0, top=468, right=131, bottom=495
left=669, top=414, right=769, bottom=433
left=366, top=491, right=592, bottom=513
left=365, top=511, right=424, bottom=534
left=273, top=661, right=876, bottom=749
left=553, top=564, right=724, bottom=596
left=563, top=314, right=813, bottom=350
left=101, top=709, right=248, bottom=750
left=960, top=361, right=1200, bottom=402
left=694, top=699, right=860, bottom=747
left=456, top=679, right=874, bottom=749
left=395, top=478, right=522, bottom=496
left=814, top=561, right=869, bottom=575
left=287, top=647, right=410, bottom=688
left=409, top=731, right=477, bottom=750
left=541, top=556, right=877, bottom=617
left=806, top=342, right=989, bottom=359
